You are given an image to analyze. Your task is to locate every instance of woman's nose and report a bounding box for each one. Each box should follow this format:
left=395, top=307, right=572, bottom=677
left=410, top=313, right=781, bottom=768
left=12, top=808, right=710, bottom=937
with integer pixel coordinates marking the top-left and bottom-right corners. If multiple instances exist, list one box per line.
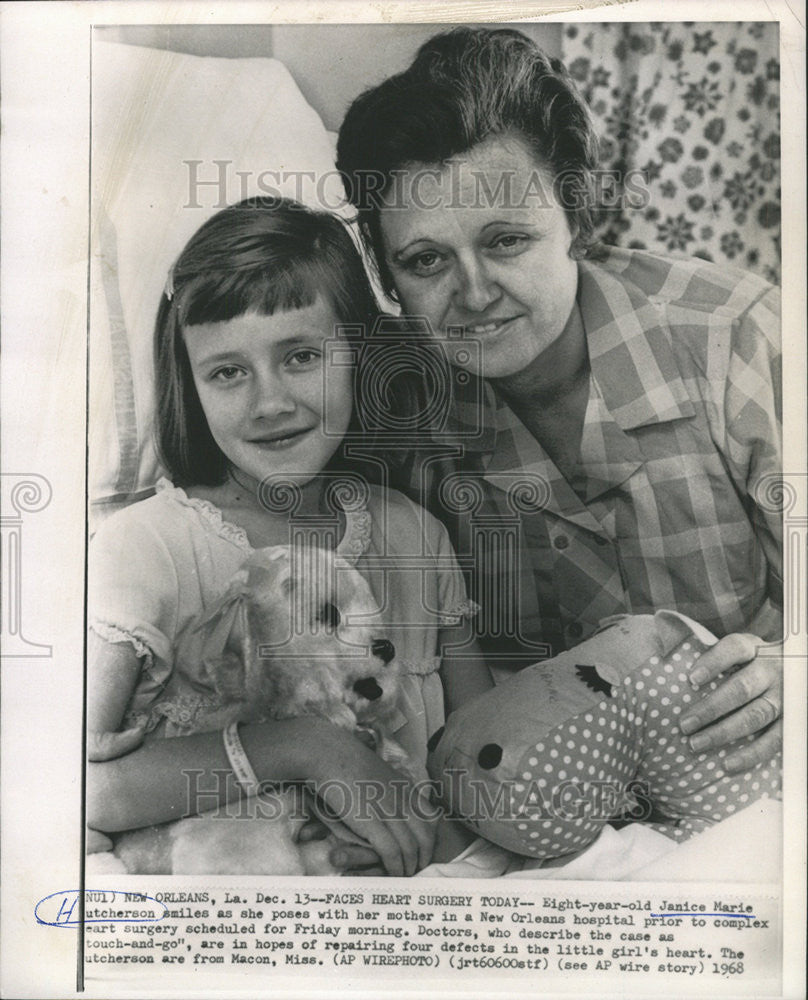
left=455, top=255, right=500, bottom=313
left=250, top=371, right=296, bottom=420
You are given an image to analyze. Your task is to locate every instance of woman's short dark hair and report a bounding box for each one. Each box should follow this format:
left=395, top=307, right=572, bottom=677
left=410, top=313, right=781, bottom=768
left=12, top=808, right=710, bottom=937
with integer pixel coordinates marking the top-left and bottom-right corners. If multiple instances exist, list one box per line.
left=336, top=26, right=601, bottom=297
left=154, top=196, right=380, bottom=487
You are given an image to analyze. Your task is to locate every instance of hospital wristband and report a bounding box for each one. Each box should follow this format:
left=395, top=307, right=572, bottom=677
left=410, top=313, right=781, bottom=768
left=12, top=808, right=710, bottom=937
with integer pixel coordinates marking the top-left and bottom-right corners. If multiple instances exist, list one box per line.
left=223, top=722, right=262, bottom=797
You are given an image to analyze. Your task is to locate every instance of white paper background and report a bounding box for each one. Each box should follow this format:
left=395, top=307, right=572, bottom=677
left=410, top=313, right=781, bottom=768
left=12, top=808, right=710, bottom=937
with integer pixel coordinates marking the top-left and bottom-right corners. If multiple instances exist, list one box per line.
left=0, top=2, right=804, bottom=998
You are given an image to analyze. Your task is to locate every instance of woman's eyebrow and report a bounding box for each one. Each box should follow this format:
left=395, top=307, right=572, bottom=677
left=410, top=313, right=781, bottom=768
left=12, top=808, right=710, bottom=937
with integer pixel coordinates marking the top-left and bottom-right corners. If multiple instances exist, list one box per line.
left=390, top=237, right=438, bottom=260
left=480, top=218, right=539, bottom=231
left=390, top=217, right=541, bottom=258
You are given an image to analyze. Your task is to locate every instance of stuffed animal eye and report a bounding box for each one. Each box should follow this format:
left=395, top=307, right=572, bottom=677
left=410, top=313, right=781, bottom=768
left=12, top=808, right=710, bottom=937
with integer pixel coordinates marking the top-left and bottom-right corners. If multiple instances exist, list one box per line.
left=477, top=743, right=503, bottom=769
left=371, top=638, right=395, bottom=665
left=353, top=677, right=383, bottom=701
left=319, top=603, right=341, bottom=628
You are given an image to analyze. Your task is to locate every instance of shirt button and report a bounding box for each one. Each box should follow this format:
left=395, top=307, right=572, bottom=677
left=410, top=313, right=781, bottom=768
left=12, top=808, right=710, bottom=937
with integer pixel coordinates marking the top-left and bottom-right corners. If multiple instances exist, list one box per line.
left=554, top=534, right=570, bottom=550
left=567, top=622, right=583, bottom=639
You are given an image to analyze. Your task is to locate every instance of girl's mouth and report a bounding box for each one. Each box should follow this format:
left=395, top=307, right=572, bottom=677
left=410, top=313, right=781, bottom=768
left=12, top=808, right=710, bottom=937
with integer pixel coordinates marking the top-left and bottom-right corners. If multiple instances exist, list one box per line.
left=249, top=428, right=312, bottom=450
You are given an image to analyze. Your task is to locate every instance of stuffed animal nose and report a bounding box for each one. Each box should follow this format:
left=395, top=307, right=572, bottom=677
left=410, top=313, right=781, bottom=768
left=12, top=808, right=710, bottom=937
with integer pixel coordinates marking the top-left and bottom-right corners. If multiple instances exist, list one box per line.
left=371, top=639, right=395, bottom=664
left=353, top=677, right=383, bottom=701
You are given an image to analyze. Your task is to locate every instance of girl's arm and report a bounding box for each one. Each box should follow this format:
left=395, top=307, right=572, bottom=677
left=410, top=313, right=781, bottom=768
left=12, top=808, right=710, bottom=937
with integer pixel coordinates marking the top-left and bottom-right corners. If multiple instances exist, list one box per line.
left=87, top=636, right=434, bottom=876
left=438, top=628, right=493, bottom=716
left=88, top=715, right=434, bottom=877
left=87, top=633, right=151, bottom=763
left=88, top=633, right=143, bottom=731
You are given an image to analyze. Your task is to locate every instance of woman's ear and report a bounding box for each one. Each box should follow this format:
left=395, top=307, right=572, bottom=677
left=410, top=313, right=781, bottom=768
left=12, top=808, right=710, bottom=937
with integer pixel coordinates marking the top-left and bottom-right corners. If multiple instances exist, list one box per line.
left=564, top=209, right=581, bottom=256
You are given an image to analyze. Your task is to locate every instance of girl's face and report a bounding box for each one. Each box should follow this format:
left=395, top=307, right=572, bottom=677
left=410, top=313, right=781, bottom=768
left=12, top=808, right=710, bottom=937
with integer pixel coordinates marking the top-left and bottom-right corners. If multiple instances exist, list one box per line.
left=378, top=133, right=579, bottom=380
left=184, top=297, right=353, bottom=492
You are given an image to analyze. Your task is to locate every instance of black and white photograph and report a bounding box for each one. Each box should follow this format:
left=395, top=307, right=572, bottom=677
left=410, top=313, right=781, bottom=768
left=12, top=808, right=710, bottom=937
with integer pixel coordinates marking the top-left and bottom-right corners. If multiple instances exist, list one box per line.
left=0, top=2, right=805, bottom=998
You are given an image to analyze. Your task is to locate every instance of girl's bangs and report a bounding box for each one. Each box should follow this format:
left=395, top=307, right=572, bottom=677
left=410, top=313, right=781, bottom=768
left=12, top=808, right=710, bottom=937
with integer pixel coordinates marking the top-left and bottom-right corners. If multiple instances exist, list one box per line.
left=179, top=257, right=338, bottom=328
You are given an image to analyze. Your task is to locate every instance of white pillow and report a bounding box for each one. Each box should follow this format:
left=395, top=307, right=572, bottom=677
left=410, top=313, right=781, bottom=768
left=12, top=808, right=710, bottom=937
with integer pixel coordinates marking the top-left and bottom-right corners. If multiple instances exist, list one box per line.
left=90, top=41, right=362, bottom=526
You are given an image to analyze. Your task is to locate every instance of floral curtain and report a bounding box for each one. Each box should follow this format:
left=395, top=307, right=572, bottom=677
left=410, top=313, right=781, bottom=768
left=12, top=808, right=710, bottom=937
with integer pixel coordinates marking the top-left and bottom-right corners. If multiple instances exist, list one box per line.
left=562, top=22, right=780, bottom=284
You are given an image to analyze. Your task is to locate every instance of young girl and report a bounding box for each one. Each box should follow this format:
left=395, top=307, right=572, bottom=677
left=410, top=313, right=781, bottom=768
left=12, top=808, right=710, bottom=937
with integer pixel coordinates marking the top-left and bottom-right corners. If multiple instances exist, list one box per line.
left=87, top=197, right=492, bottom=877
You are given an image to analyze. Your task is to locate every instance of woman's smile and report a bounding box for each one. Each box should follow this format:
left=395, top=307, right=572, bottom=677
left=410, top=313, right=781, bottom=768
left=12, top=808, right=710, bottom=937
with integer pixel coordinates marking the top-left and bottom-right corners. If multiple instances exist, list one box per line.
left=462, top=314, right=524, bottom=338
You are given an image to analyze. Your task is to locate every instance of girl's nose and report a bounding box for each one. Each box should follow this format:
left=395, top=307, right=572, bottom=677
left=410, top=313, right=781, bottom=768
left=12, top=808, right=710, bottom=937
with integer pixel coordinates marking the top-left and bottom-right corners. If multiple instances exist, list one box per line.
left=455, top=254, right=500, bottom=313
left=250, top=371, right=296, bottom=420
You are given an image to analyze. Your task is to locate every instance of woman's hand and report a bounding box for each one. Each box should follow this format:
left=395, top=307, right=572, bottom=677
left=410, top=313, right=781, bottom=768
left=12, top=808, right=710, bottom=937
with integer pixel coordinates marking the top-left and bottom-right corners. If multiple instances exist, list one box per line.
left=679, top=633, right=783, bottom=773
left=306, top=726, right=437, bottom=877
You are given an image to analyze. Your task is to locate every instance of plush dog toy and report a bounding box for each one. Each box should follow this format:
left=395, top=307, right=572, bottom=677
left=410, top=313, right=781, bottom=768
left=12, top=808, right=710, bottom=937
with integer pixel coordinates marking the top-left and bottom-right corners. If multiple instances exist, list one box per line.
left=91, top=545, right=419, bottom=876
left=428, top=611, right=781, bottom=862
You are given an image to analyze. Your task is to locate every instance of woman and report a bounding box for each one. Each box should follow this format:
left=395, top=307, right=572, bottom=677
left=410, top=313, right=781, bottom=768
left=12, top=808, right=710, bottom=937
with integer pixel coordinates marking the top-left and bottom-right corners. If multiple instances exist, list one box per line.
left=336, top=26, right=782, bottom=774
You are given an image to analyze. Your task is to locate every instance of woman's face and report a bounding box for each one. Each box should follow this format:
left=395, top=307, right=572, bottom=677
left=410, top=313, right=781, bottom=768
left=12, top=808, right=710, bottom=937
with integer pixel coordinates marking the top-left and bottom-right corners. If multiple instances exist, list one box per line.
left=378, top=133, right=579, bottom=380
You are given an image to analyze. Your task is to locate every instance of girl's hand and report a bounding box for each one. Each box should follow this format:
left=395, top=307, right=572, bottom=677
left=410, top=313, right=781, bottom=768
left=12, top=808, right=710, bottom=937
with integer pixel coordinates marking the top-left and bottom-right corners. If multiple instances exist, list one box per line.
left=307, top=727, right=437, bottom=877
left=679, top=634, right=783, bottom=773
left=87, top=828, right=114, bottom=854
left=88, top=726, right=146, bottom=762
left=297, top=821, right=385, bottom=875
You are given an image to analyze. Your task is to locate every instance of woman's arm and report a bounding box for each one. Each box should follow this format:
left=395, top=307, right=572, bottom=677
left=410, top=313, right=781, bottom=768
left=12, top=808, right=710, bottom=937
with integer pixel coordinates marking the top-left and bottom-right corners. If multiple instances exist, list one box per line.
left=678, top=284, right=784, bottom=772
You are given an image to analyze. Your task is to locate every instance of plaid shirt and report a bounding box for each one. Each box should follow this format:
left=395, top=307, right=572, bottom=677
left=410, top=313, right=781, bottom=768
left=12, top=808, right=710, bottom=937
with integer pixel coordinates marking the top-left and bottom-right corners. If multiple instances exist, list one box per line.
left=395, top=248, right=782, bottom=668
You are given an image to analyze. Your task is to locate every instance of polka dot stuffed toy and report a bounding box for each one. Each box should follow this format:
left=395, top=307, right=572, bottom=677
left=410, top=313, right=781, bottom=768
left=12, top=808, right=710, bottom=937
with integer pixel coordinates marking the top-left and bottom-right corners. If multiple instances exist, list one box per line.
left=428, top=611, right=781, bottom=861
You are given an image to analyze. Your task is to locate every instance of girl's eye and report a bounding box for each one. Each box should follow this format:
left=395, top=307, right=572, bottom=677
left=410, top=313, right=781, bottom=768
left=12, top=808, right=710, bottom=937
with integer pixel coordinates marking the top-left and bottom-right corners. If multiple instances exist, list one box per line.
left=210, top=365, right=245, bottom=383
left=403, top=249, right=447, bottom=277
left=287, top=348, right=321, bottom=368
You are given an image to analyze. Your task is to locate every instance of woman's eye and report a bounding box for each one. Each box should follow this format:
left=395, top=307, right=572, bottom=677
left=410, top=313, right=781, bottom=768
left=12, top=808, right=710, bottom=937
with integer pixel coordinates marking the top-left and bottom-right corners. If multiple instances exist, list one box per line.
left=490, top=233, right=529, bottom=253
left=404, top=250, right=447, bottom=277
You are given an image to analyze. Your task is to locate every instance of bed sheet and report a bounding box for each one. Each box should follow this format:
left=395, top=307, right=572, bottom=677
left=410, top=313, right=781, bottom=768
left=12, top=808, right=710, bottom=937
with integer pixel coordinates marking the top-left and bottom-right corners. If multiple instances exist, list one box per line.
left=417, top=799, right=781, bottom=882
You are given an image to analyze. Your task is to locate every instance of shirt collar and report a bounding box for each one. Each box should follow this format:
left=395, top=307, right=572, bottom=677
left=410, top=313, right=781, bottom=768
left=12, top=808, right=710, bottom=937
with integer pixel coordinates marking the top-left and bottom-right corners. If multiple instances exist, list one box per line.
left=577, top=256, right=696, bottom=430
left=439, top=253, right=696, bottom=452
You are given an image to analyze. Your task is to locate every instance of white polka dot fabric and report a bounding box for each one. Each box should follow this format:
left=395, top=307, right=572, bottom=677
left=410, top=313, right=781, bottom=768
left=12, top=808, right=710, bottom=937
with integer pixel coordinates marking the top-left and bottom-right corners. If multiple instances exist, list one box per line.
left=429, top=612, right=782, bottom=861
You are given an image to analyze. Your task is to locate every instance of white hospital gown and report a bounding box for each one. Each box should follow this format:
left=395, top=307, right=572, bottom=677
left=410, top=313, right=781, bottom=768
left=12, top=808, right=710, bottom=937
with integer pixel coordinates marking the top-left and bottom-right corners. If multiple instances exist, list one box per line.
left=90, top=479, right=474, bottom=771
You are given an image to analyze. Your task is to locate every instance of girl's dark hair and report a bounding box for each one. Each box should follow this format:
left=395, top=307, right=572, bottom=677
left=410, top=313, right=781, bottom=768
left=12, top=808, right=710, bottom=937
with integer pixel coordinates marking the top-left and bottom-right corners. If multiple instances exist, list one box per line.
left=336, top=26, right=601, bottom=298
left=155, top=197, right=380, bottom=487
